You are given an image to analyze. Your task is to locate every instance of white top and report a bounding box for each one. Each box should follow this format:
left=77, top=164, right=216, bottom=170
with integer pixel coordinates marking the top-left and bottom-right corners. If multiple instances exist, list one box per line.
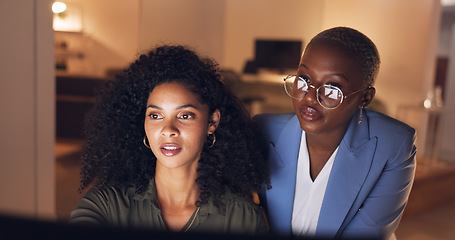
left=291, top=131, right=338, bottom=237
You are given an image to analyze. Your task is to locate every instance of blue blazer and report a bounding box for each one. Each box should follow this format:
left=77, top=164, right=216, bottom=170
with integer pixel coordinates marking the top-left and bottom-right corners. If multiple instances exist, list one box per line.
left=255, top=109, right=416, bottom=239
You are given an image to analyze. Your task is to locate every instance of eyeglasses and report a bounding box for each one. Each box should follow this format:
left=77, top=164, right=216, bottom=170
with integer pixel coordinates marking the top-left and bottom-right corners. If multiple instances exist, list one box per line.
left=283, top=75, right=372, bottom=109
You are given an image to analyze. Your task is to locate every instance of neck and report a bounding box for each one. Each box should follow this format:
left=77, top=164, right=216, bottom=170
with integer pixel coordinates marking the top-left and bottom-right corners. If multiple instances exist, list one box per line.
left=154, top=164, right=199, bottom=209
left=305, top=119, right=350, bottom=152
left=305, top=125, right=348, bottom=181
left=306, top=131, right=343, bottom=154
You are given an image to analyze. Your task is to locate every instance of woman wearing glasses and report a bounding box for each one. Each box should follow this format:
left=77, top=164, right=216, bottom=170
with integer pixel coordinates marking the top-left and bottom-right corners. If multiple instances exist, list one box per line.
left=70, top=45, right=269, bottom=235
left=255, top=27, right=416, bottom=239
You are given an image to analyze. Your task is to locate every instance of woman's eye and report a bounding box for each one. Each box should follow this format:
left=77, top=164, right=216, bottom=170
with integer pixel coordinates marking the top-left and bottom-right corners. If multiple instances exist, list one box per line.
left=297, top=75, right=310, bottom=83
left=179, top=113, right=194, bottom=120
left=149, top=113, right=163, bottom=120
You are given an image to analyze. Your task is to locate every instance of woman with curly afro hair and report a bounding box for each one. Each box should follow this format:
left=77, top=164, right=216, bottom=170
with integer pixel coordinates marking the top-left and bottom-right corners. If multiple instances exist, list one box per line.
left=70, top=45, right=270, bottom=235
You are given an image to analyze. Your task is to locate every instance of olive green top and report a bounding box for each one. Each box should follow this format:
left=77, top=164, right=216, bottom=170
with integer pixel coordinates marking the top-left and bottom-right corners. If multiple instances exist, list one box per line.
left=70, top=179, right=268, bottom=236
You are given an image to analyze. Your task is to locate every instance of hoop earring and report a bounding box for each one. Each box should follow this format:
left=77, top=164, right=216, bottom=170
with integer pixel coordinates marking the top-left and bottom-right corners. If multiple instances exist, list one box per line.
left=143, top=136, right=150, bottom=149
left=358, top=107, right=364, bottom=125
left=207, top=132, right=216, bottom=148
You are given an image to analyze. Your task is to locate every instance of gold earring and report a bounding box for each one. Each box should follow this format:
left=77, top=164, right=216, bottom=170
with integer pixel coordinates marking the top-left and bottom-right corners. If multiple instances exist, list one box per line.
left=143, top=136, right=150, bottom=149
left=358, top=107, right=364, bottom=125
left=207, top=132, right=216, bottom=148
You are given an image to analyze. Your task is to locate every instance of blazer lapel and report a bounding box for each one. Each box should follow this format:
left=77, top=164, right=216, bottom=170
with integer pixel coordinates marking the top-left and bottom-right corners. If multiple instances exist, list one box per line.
left=316, top=110, right=377, bottom=238
left=266, top=115, right=301, bottom=235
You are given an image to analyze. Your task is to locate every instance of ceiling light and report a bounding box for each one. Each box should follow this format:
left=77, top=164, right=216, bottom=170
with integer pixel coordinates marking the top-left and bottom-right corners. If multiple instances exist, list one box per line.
left=52, top=2, right=67, bottom=14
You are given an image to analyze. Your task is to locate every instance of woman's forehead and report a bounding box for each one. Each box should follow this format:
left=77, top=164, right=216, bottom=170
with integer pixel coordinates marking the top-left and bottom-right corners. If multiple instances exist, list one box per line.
left=300, top=42, right=364, bottom=86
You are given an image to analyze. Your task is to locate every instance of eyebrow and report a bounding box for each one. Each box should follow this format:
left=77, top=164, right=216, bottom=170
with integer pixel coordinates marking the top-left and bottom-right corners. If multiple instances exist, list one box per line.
left=299, top=63, right=349, bottom=82
left=146, top=104, right=199, bottom=110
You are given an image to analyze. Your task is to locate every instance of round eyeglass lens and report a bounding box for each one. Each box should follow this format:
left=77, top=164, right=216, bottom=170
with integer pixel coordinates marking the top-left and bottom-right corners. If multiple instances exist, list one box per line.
left=317, top=85, right=343, bottom=109
left=284, top=76, right=308, bottom=99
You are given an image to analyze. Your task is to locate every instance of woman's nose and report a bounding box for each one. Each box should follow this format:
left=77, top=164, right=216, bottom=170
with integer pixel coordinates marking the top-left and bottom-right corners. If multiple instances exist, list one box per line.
left=161, top=121, right=179, bottom=137
left=303, top=84, right=318, bottom=103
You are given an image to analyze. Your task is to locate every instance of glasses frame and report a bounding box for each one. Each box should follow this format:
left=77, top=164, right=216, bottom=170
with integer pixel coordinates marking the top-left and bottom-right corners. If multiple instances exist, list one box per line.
left=283, top=75, right=372, bottom=109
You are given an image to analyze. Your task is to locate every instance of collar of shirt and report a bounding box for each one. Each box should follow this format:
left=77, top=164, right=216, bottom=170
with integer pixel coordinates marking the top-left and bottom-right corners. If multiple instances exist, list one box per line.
left=132, top=178, right=229, bottom=217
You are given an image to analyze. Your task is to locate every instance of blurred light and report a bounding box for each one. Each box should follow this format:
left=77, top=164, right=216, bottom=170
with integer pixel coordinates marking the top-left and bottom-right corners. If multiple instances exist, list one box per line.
left=423, top=99, right=432, bottom=109
left=53, top=2, right=82, bottom=32
left=52, top=2, right=67, bottom=14
left=441, top=0, right=455, bottom=6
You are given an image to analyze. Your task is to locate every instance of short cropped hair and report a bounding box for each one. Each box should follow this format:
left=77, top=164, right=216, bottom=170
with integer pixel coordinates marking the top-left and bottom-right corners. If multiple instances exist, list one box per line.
left=306, top=26, right=380, bottom=86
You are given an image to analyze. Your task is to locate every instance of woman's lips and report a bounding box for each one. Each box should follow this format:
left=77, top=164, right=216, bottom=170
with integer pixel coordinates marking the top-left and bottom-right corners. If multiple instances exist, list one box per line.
left=299, top=105, right=322, bottom=122
left=160, top=143, right=182, bottom=157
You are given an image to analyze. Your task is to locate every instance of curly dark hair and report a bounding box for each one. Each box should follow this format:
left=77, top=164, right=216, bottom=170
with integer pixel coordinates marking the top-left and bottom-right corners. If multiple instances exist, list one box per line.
left=307, top=26, right=381, bottom=86
left=79, top=45, right=269, bottom=206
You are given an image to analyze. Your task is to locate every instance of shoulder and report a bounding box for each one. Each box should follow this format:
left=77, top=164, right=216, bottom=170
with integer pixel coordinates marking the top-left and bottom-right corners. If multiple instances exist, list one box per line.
left=253, top=112, right=295, bottom=127
left=217, top=189, right=268, bottom=234
left=70, top=184, right=140, bottom=225
left=363, top=110, right=417, bottom=168
left=213, top=188, right=263, bottom=216
left=365, top=109, right=416, bottom=140
left=222, top=188, right=257, bottom=204
left=201, top=188, right=264, bottom=223
left=81, top=184, right=139, bottom=207
left=253, top=113, right=296, bottom=140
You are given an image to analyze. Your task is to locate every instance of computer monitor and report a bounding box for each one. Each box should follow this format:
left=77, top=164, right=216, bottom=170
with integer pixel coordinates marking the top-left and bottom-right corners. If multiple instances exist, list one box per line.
left=254, top=39, right=302, bottom=73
